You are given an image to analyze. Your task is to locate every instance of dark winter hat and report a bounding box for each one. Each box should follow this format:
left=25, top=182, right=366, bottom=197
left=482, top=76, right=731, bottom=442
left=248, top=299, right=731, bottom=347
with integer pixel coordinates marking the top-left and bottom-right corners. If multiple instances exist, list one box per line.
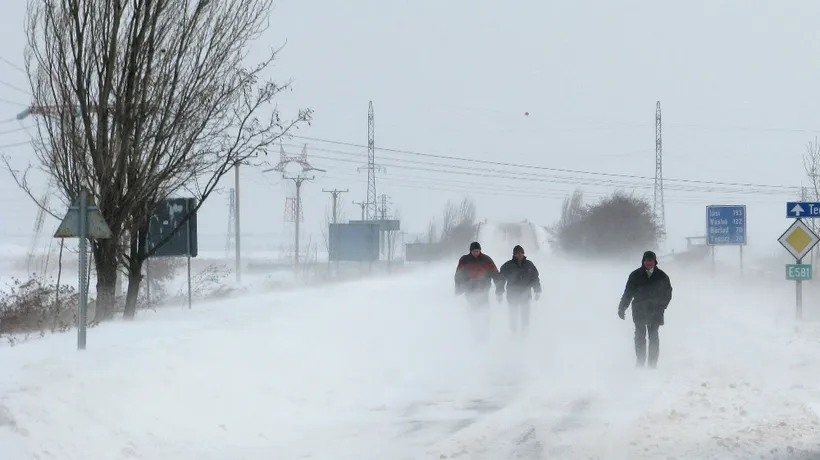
left=642, top=250, right=658, bottom=263
left=470, top=241, right=481, bottom=251
left=513, top=245, right=525, bottom=254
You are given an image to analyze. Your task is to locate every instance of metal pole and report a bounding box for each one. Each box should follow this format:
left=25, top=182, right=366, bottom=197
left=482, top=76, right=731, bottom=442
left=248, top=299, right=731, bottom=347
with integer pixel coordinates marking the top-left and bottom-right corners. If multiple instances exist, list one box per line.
left=711, top=246, right=716, bottom=277
left=332, top=194, right=338, bottom=224
left=187, top=199, right=192, bottom=309
left=797, top=257, right=803, bottom=320
left=235, top=162, right=241, bottom=283
left=739, top=245, right=744, bottom=277
left=295, top=179, right=301, bottom=266
left=78, top=188, right=88, bottom=350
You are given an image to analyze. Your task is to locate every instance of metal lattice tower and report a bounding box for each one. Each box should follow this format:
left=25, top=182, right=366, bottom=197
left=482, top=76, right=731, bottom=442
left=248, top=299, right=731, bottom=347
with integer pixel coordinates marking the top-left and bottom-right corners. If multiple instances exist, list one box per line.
left=270, top=142, right=321, bottom=224
left=366, top=101, right=377, bottom=219
left=654, top=101, right=666, bottom=236
left=358, top=101, right=384, bottom=220
left=283, top=197, right=303, bottom=223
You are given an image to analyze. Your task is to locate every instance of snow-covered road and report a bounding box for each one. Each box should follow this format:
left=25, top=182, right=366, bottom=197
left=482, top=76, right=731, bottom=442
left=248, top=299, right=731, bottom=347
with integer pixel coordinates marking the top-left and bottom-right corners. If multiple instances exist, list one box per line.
left=1, top=255, right=819, bottom=459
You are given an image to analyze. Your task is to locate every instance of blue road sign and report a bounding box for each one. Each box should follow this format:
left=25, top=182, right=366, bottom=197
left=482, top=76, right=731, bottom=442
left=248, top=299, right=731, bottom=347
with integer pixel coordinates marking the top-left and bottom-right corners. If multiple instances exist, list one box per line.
left=786, top=202, right=820, bottom=218
left=706, top=205, right=746, bottom=245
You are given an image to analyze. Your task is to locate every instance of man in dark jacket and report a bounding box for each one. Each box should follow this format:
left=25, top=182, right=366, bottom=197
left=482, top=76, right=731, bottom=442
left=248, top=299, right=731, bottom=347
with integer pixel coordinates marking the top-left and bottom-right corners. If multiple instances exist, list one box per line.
left=497, top=245, right=541, bottom=334
left=454, top=241, right=501, bottom=307
left=617, top=250, right=673, bottom=368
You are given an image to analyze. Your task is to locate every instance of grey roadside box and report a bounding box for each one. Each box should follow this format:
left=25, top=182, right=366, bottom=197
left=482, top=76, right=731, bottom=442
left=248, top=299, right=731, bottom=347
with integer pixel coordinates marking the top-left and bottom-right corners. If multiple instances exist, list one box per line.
left=146, top=198, right=198, bottom=310
left=54, top=188, right=113, bottom=351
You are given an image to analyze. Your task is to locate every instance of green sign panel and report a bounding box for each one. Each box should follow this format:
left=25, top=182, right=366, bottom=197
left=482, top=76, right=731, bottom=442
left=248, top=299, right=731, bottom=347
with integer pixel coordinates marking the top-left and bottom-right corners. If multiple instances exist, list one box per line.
left=786, top=264, right=813, bottom=281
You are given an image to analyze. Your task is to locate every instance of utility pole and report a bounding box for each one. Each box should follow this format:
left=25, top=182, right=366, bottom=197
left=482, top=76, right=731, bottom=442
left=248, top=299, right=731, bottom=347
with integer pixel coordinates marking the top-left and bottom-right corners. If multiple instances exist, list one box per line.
left=377, top=194, right=391, bottom=257
left=353, top=201, right=367, bottom=220
left=378, top=194, right=390, bottom=220
left=226, top=187, right=236, bottom=268
left=234, top=163, right=241, bottom=282
left=231, top=154, right=260, bottom=284
left=284, top=174, right=315, bottom=265
left=323, top=189, right=349, bottom=224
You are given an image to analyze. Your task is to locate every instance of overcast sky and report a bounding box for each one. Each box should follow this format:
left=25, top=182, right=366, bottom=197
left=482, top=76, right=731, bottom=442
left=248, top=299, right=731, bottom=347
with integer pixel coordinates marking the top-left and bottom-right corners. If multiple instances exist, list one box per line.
left=0, top=0, right=818, bottom=265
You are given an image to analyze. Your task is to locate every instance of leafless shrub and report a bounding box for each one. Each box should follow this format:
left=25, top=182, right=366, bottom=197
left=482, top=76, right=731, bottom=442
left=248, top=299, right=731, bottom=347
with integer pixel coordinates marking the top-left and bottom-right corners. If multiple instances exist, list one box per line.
left=0, top=277, right=80, bottom=346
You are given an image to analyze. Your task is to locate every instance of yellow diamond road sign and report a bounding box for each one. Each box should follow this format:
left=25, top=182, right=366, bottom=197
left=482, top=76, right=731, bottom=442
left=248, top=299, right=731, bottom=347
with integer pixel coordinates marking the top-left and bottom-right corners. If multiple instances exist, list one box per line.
left=778, top=219, right=820, bottom=261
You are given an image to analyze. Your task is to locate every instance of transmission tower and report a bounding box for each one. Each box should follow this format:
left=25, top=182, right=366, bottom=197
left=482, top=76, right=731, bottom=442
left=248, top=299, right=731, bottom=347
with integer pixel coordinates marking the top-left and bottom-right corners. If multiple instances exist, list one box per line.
left=654, top=101, right=666, bottom=237
left=264, top=144, right=325, bottom=265
left=378, top=193, right=391, bottom=220
left=358, top=101, right=384, bottom=220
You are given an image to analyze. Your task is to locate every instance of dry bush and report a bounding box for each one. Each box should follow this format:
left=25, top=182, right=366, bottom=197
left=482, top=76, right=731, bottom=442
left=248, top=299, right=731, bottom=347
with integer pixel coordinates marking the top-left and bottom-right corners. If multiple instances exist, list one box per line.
left=548, top=189, right=661, bottom=258
left=164, top=263, right=235, bottom=304
left=143, top=257, right=187, bottom=304
left=0, top=277, right=80, bottom=346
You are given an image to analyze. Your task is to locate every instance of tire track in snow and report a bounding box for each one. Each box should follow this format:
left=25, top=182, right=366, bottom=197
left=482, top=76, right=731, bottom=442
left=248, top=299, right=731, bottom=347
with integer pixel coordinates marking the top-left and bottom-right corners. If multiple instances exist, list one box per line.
left=428, top=396, right=596, bottom=460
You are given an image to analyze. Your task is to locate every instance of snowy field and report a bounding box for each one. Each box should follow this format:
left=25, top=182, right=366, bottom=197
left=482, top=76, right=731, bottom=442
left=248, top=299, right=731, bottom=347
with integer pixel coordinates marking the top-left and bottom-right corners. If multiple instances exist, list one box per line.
left=2, top=232, right=820, bottom=458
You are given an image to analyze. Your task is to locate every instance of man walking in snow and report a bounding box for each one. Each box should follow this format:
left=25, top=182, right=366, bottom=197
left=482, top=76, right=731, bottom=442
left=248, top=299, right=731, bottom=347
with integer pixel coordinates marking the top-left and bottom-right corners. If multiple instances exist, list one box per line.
left=617, top=250, right=673, bottom=369
left=497, top=245, right=541, bottom=334
left=454, top=241, right=501, bottom=305
left=454, top=241, right=501, bottom=340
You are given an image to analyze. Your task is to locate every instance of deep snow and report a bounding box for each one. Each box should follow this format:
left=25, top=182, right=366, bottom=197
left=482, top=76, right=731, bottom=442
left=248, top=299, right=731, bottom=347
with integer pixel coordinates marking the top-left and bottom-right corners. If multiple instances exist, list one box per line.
left=1, top=239, right=820, bottom=459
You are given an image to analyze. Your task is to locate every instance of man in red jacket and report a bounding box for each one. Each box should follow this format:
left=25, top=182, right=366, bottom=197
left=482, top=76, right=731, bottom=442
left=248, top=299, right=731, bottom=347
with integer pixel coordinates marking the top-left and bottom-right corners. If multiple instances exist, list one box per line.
left=454, top=241, right=502, bottom=340
left=455, top=241, right=502, bottom=301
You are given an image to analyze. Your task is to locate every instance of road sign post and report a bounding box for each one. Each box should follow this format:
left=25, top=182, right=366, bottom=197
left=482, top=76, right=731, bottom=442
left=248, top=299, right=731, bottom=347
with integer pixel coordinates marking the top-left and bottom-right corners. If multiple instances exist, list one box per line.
left=786, top=264, right=812, bottom=281
left=706, top=205, right=747, bottom=276
left=54, top=188, right=114, bottom=350
left=778, top=218, right=820, bottom=320
left=146, top=198, right=198, bottom=310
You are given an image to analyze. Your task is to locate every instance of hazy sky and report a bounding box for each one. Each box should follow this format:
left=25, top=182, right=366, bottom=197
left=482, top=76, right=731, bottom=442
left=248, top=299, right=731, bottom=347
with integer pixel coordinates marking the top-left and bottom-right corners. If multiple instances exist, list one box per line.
left=1, top=0, right=819, bottom=264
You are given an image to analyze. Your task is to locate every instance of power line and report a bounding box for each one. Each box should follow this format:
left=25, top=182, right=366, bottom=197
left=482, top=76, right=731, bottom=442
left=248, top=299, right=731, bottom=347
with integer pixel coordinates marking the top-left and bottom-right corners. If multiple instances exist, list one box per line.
left=325, top=169, right=790, bottom=205
left=292, top=135, right=799, bottom=190
left=0, top=57, right=26, bottom=74
left=0, top=80, right=30, bottom=97
left=288, top=134, right=797, bottom=190
left=276, top=142, right=795, bottom=195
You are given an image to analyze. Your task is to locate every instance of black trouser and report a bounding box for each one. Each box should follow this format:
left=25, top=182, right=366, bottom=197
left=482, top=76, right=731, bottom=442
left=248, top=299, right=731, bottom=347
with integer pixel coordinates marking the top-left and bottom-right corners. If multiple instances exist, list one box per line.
left=634, top=322, right=660, bottom=366
left=507, top=291, right=531, bottom=333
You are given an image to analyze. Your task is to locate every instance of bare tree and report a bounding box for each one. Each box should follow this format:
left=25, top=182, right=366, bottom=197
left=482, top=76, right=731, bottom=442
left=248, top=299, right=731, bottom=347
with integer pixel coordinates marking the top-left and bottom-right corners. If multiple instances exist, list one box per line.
left=804, top=138, right=820, bottom=199
left=457, top=198, right=476, bottom=225
left=320, top=204, right=332, bottom=254
left=547, top=189, right=585, bottom=251
left=440, top=201, right=458, bottom=242
left=426, top=219, right=437, bottom=244
left=802, top=138, right=820, bottom=267
left=14, top=0, right=312, bottom=320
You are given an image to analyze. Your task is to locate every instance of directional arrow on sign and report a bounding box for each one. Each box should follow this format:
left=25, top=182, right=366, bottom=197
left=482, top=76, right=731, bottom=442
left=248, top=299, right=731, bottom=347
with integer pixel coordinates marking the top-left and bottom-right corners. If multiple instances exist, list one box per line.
left=786, top=201, right=820, bottom=218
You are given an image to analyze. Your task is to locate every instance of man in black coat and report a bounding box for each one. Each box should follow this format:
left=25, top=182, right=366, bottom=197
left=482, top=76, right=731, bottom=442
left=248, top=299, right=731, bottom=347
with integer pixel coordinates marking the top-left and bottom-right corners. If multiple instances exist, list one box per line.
left=497, top=245, right=541, bottom=334
left=617, top=250, right=673, bottom=368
